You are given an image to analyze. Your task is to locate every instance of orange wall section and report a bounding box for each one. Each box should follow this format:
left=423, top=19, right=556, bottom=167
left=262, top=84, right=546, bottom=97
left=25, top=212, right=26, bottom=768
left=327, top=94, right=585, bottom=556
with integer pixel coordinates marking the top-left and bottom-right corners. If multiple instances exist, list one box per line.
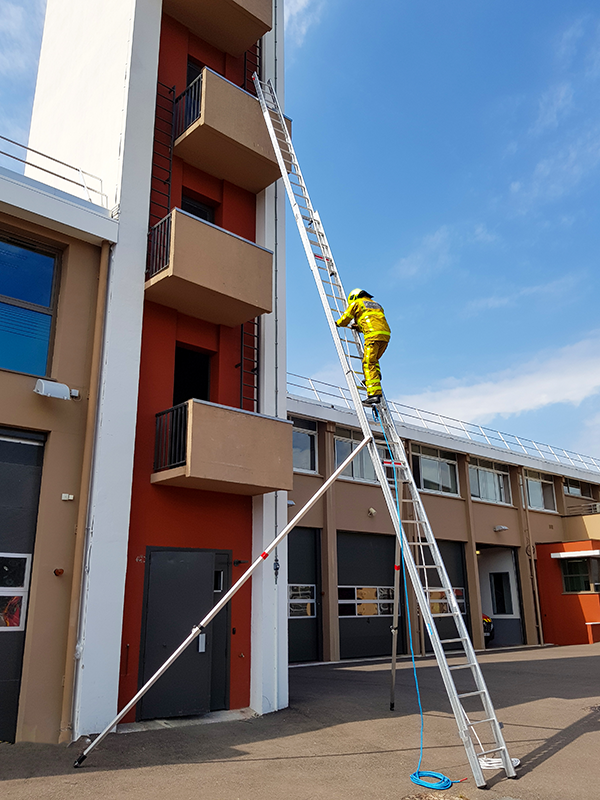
left=157, top=14, right=257, bottom=241
left=537, top=540, right=600, bottom=645
left=118, top=301, right=254, bottom=719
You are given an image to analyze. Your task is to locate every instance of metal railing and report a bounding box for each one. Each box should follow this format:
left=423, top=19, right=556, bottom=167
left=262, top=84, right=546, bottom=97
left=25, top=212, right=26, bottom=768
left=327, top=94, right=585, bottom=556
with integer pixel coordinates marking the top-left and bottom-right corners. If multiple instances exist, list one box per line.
left=146, top=212, right=172, bottom=280
left=154, top=402, right=188, bottom=471
left=0, top=134, right=108, bottom=207
left=174, top=73, right=203, bottom=140
left=287, top=372, right=600, bottom=475
left=564, top=502, right=600, bottom=516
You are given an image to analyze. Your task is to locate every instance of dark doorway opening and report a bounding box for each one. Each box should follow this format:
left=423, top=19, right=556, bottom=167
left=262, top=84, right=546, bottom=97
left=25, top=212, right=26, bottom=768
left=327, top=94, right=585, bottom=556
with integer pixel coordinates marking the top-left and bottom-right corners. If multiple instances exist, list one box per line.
left=173, top=344, right=210, bottom=406
left=181, top=194, right=215, bottom=224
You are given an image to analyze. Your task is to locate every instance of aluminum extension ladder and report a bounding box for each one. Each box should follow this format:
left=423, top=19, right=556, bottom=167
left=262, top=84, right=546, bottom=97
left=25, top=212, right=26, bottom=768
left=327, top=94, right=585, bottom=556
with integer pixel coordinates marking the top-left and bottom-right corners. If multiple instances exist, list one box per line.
left=254, top=74, right=517, bottom=789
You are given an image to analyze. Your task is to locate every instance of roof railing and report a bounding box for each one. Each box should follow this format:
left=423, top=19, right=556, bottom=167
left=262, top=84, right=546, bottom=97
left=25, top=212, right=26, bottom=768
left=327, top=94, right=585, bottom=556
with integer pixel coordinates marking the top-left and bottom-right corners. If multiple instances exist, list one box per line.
left=0, top=134, right=107, bottom=207
left=287, top=372, right=600, bottom=474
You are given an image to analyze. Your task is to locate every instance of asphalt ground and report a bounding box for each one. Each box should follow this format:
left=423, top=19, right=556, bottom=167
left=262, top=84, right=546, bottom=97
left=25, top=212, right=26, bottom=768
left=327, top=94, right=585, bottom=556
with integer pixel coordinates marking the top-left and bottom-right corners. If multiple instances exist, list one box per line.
left=1, top=643, right=599, bottom=800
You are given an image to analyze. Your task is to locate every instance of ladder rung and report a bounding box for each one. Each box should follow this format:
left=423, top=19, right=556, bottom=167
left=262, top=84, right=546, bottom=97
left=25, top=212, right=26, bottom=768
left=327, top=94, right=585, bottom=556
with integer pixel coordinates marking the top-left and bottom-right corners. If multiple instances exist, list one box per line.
left=449, top=663, right=476, bottom=671
left=431, top=612, right=455, bottom=618
left=457, top=690, right=485, bottom=699
left=477, top=746, right=507, bottom=756
left=467, top=717, right=495, bottom=726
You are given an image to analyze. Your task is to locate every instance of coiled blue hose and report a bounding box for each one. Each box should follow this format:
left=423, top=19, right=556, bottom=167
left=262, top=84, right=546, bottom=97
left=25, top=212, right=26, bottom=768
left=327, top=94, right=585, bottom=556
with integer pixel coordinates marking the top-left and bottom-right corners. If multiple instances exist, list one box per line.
left=375, top=408, right=465, bottom=791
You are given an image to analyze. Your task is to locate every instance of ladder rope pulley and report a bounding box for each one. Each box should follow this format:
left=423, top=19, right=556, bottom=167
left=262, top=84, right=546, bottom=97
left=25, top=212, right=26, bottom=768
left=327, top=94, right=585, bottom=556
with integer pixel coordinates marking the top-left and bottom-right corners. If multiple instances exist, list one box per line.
left=253, top=73, right=517, bottom=790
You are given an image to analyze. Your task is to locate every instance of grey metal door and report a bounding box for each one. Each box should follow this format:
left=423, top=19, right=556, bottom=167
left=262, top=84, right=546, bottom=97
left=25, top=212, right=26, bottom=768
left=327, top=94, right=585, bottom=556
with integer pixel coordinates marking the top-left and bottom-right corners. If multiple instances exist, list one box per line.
left=0, top=432, right=44, bottom=742
left=288, top=527, right=321, bottom=662
left=139, top=549, right=215, bottom=720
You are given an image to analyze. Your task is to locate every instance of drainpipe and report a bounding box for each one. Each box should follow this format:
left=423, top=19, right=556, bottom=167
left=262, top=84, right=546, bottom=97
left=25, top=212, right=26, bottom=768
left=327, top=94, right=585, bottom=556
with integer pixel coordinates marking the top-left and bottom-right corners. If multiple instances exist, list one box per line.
left=518, top=469, right=545, bottom=646
left=58, top=241, right=111, bottom=744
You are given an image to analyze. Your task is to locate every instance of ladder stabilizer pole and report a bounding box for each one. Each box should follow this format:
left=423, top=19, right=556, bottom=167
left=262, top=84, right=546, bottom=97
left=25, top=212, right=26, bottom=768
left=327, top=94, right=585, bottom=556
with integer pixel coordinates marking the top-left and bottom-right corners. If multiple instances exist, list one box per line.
left=74, top=435, right=373, bottom=767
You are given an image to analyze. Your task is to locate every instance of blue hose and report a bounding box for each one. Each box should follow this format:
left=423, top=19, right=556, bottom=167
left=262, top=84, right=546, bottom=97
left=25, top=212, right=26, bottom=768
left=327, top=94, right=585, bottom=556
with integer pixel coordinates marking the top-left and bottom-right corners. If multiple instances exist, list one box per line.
left=375, top=408, right=465, bottom=791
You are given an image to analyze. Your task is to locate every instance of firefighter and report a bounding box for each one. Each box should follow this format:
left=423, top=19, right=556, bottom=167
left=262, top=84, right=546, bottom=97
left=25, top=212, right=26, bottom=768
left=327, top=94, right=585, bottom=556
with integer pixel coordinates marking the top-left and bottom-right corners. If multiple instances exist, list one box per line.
left=335, top=288, right=391, bottom=405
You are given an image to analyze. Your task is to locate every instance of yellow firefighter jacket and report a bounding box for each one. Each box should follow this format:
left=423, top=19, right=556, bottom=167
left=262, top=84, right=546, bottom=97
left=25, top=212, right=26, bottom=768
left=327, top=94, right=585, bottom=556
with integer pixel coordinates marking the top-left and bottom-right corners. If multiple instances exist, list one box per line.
left=336, top=297, right=391, bottom=341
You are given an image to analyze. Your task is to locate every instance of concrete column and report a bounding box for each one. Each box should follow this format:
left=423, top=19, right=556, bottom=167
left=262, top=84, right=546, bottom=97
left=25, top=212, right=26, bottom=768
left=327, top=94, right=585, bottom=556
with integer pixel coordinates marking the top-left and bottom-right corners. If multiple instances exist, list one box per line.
left=321, top=421, right=340, bottom=661
left=457, top=455, right=485, bottom=650
left=511, top=467, right=543, bottom=645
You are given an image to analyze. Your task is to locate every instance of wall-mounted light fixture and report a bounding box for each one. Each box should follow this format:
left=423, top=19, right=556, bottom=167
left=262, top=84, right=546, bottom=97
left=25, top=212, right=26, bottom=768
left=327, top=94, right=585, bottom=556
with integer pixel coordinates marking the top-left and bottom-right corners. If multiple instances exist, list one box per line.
left=34, top=379, right=79, bottom=400
left=493, top=525, right=509, bottom=532
left=368, top=507, right=377, bottom=517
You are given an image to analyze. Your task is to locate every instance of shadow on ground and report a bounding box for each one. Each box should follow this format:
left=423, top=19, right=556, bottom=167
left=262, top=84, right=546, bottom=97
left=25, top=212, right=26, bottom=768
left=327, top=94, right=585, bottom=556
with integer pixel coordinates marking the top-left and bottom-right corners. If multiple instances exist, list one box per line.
left=1, top=644, right=599, bottom=789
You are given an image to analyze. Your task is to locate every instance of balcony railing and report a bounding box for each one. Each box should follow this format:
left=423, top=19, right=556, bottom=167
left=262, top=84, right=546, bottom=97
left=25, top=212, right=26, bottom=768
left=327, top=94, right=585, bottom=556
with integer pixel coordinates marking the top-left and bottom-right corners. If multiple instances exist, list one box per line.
left=564, top=502, right=600, bottom=517
left=287, top=372, right=600, bottom=476
left=146, top=212, right=172, bottom=279
left=154, top=403, right=188, bottom=471
left=174, top=73, right=203, bottom=141
left=0, top=134, right=108, bottom=207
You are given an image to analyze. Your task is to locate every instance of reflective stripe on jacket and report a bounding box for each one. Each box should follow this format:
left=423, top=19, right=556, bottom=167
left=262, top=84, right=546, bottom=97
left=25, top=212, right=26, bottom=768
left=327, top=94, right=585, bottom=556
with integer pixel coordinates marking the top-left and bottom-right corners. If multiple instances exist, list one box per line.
left=336, top=297, right=391, bottom=340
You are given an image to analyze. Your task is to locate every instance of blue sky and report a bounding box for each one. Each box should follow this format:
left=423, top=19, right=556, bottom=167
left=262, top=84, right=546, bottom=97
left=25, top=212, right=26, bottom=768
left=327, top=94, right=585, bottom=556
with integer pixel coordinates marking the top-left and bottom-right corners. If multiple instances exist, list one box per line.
left=285, top=0, right=600, bottom=456
left=2, top=1, right=600, bottom=456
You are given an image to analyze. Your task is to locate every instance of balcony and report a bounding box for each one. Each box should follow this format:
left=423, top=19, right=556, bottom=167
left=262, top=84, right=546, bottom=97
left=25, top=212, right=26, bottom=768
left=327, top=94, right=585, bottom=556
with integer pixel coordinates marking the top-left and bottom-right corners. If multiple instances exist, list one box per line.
left=162, top=0, right=271, bottom=57
left=173, top=68, right=281, bottom=193
left=151, top=400, right=293, bottom=496
left=145, top=209, right=273, bottom=327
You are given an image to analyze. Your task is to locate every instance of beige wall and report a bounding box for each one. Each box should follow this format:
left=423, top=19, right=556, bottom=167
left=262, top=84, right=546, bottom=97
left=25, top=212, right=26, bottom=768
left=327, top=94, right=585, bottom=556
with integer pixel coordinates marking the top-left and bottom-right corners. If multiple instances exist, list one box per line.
left=145, top=209, right=273, bottom=326
left=0, top=211, right=102, bottom=742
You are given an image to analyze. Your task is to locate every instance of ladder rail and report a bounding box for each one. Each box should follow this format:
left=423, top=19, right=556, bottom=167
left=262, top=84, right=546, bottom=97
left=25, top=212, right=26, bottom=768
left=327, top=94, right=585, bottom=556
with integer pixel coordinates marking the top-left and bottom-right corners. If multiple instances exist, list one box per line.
left=254, top=74, right=517, bottom=788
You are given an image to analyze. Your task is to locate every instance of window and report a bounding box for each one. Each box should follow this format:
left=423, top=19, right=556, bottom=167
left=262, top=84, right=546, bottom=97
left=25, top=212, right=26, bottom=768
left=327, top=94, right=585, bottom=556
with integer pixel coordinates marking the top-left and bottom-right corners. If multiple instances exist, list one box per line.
left=290, top=417, right=317, bottom=472
left=173, top=344, right=210, bottom=405
left=489, top=572, right=513, bottom=614
left=560, top=558, right=600, bottom=593
left=288, top=584, right=316, bottom=617
left=525, top=470, right=556, bottom=511
left=0, top=236, right=58, bottom=376
left=181, top=194, right=215, bottom=224
left=469, top=458, right=511, bottom=504
left=0, top=553, right=32, bottom=632
left=338, top=586, right=395, bottom=617
left=411, top=444, right=459, bottom=495
left=334, top=427, right=388, bottom=482
left=564, top=478, right=593, bottom=498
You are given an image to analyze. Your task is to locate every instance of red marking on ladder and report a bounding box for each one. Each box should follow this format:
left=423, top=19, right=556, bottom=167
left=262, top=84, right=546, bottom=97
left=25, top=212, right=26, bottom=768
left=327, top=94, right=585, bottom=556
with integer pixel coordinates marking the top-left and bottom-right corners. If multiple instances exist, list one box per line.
left=261, top=551, right=269, bottom=560
left=383, top=460, right=405, bottom=468
left=394, top=564, right=401, bottom=571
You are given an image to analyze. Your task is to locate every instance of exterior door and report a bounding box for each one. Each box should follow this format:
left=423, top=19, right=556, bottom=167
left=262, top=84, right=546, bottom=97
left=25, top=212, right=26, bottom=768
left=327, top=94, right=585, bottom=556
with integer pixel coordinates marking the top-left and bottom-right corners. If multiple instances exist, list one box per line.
left=424, top=540, right=470, bottom=653
left=337, top=531, right=404, bottom=659
left=478, top=546, right=524, bottom=647
left=0, top=431, right=44, bottom=742
left=288, top=527, right=321, bottom=663
left=139, top=549, right=215, bottom=720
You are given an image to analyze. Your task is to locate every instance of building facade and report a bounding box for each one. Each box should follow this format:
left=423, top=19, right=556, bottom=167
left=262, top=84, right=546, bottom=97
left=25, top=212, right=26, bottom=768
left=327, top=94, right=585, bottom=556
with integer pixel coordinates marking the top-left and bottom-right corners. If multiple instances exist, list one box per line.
left=0, top=148, right=118, bottom=742
left=5, top=0, right=290, bottom=744
left=286, top=377, right=600, bottom=663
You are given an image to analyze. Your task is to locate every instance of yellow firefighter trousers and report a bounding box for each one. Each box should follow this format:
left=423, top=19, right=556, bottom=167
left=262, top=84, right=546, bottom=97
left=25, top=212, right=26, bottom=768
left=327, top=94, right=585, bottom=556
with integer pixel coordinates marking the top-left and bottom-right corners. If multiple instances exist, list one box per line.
left=363, top=338, right=389, bottom=396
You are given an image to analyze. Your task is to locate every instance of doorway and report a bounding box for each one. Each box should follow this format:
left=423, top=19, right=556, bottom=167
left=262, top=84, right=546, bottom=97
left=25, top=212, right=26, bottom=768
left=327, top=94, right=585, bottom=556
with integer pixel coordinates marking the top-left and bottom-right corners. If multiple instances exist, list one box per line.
left=0, top=430, right=44, bottom=742
left=138, top=547, right=231, bottom=720
left=477, top=545, right=524, bottom=647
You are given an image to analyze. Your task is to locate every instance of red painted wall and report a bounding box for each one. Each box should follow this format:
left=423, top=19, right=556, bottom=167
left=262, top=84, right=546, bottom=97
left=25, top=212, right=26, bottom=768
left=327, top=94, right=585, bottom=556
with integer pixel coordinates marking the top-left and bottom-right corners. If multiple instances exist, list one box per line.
left=119, top=14, right=262, bottom=719
left=537, top=540, right=600, bottom=645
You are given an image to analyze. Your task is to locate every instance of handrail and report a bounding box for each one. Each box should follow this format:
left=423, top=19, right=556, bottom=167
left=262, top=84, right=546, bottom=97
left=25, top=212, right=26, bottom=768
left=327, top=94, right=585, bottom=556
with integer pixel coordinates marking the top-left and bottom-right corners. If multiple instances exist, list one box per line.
left=564, top=502, right=600, bottom=517
left=154, top=403, right=188, bottom=471
left=0, top=134, right=107, bottom=207
left=146, top=211, right=172, bottom=279
left=174, top=73, right=203, bottom=140
left=287, top=372, right=600, bottom=474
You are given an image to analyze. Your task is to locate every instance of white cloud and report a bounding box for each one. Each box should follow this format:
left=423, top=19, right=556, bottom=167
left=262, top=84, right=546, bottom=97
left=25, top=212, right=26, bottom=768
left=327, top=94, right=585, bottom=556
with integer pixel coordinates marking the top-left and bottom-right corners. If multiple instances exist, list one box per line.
left=556, top=16, right=588, bottom=67
left=285, top=0, right=325, bottom=48
left=465, top=275, right=580, bottom=315
left=530, top=82, right=574, bottom=136
left=396, top=334, right=600, bottom=424
left=511, top=125, right=600, bottom=209
left=471, top=223, right=499, bottom=244
left=393, top=225, right=455, bottom=279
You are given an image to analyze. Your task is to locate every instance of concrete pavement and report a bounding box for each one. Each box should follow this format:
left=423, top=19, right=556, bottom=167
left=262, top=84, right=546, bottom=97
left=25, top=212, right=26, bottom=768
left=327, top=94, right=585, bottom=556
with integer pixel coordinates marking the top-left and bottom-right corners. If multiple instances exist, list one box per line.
left=1, top=643, right=599, bottom=800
